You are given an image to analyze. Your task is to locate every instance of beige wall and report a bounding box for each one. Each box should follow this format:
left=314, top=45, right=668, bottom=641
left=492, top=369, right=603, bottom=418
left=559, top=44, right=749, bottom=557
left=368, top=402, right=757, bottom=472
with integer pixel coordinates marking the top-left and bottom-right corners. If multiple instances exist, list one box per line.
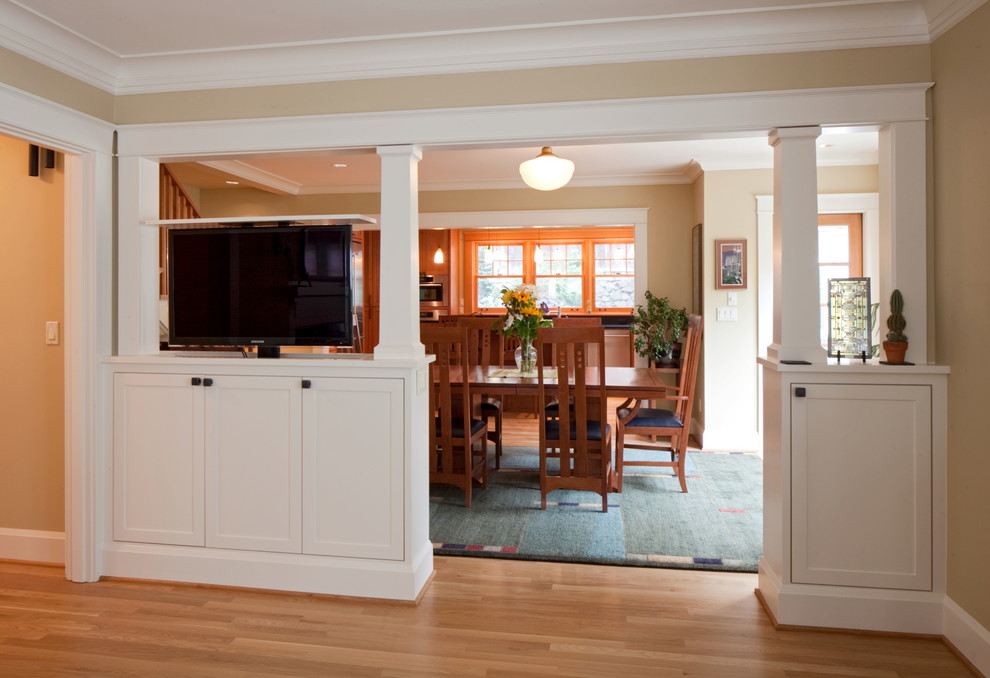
left=0, top=134, right=65, bottom=532
left=0, top=46, right=114, bottom=122
left=113, top=45, right=931, bottom=124
left=931, top=1, right=990, bottom=630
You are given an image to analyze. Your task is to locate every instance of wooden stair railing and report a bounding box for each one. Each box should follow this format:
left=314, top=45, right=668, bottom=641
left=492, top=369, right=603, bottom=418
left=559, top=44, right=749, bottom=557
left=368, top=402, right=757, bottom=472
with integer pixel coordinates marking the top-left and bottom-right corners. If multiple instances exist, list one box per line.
left=159, top=164, right=201, bottom=296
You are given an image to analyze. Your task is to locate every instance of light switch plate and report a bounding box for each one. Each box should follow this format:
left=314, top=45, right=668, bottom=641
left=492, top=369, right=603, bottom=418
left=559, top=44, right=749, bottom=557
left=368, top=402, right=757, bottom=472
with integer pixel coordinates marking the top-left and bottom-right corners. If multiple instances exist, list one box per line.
left=727, top=292, right=738, bottom=306
left=716, top=307, right=738, bottom=322
left=45, top=321, right=60, bottom=345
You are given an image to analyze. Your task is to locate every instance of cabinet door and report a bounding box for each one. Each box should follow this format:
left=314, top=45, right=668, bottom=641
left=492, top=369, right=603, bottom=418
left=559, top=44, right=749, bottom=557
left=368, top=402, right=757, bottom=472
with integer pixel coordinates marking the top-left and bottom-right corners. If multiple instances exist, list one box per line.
left=114, top=373, right=204, bottom=546
left=791, top=383, right=932, bottom=590
left=205, top=375, right=302, bottom=553
left=302, top=377, right=404, bottom=560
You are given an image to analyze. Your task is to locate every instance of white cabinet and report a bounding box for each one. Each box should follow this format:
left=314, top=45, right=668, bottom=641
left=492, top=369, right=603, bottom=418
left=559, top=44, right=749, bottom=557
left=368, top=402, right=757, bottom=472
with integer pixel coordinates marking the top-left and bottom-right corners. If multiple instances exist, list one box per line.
left=113, top=373, right=205, bottom=546
left=205, top=375, right=302, bottom=553
left=790, top=382, right=932, bottom=590
left=302, top=377, right=404, bottom=560
left=113, top=371, right=404, bottom=561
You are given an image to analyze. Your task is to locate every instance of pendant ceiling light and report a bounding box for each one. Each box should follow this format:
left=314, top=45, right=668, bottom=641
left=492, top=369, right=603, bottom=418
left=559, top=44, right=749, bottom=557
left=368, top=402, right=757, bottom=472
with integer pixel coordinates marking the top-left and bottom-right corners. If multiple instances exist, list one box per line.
left=519, top=147, right=574, bottom=191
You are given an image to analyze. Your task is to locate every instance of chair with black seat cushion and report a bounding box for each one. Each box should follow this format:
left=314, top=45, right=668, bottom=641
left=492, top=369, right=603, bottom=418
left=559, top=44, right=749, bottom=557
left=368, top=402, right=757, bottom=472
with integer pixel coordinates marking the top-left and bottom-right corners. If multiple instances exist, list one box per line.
left=421, top=323, right=489, bottom=507
left=544, top=316, right=602, bottom=420
left=615, top=314, right=703, bottom=493
left=453, top=316, right=506, bottom=469
left=535, top=325, right=612, bottom=512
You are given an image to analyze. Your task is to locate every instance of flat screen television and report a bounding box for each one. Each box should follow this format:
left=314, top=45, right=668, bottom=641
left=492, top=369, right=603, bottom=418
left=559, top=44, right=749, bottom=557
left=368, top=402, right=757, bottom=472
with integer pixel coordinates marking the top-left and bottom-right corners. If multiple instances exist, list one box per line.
left=168, top=225, right=352, bottom=356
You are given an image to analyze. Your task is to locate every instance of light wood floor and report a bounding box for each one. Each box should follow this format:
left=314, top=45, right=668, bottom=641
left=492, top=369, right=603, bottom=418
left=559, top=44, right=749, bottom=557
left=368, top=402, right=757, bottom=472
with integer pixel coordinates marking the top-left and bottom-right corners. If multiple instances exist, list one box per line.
left=1, top=411, right=971, bottom=677
left=0, top=558, right=975, bottom=677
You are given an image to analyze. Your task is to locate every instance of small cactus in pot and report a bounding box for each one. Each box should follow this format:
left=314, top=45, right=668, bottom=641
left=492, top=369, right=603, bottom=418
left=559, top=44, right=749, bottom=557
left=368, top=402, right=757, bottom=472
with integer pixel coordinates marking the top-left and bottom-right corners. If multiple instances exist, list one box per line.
left=882, top=289, right=909, bottom=363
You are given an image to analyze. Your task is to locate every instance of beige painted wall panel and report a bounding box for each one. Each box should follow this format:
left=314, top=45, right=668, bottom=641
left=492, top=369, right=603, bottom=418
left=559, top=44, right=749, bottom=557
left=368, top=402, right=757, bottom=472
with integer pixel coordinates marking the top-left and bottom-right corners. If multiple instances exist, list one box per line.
left=0, top=47, right=114, bottom=122
left=931, top=1, right=990, bottom=631
left=114, top=45, right=931, bottom=124
left=0, top=134, right=65, bottom=531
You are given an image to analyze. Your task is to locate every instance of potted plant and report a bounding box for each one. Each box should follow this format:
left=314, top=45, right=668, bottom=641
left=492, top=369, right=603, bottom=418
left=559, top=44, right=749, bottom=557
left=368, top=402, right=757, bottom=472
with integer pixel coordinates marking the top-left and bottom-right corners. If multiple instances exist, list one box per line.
left=882, top=288, right=909, bottom=364
left=629, top=291, right=689, bottom=366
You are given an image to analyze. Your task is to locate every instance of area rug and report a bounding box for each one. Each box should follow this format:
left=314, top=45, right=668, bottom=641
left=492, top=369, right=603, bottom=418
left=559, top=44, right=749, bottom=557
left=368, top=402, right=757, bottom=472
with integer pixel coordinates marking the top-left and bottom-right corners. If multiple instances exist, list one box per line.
left=430, top=446, right=762, bottom=572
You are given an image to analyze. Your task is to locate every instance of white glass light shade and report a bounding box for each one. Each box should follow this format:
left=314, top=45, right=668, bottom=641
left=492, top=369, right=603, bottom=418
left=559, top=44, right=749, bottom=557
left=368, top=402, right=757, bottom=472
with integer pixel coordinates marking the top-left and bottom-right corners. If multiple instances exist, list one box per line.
left=519, top=147, right=575, bottom=191
left=433, top=247, right=444, bottom=264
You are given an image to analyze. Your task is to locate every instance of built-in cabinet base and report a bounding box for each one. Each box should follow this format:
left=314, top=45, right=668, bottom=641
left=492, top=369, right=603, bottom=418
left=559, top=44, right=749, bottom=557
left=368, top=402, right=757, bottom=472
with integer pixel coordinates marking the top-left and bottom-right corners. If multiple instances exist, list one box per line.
left=758, top=359, right=949, bottom=635
left=106, top=354, right=432, bottom=601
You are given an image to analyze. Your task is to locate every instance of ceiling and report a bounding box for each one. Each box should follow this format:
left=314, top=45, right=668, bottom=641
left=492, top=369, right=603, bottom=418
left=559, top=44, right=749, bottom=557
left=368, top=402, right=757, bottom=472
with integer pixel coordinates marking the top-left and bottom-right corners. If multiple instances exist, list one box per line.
left=1, top=0, right=977, bottom=193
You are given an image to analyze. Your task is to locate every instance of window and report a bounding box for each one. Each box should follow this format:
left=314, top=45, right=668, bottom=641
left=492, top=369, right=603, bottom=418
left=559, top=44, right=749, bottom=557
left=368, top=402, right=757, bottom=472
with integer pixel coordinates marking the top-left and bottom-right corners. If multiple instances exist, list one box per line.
left=467, top=228, right=634, bottom=313
left=535, top=243, right=582, bottom=309
left=818, top=213, right=864, bottom=345
left=593, top=242, right=635, bottom=309
left=476, top=244, right=523, bottom=308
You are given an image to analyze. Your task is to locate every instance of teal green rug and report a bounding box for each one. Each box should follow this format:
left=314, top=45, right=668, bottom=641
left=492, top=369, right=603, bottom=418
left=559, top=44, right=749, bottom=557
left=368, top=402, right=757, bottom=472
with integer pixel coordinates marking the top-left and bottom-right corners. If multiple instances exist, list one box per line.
left=430, top=446, right=762, bottom=572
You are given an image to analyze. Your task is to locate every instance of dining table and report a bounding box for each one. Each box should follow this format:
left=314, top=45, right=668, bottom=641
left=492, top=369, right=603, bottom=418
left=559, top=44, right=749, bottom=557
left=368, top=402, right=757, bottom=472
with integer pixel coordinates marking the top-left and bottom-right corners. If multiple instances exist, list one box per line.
left=442, top=364, right=677, bottom=490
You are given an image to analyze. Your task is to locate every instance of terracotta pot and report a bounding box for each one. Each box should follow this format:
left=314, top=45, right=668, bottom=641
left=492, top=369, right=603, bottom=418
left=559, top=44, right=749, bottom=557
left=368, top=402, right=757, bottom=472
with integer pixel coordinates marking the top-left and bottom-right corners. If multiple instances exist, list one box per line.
left=882, top=340, right=908, bottom=364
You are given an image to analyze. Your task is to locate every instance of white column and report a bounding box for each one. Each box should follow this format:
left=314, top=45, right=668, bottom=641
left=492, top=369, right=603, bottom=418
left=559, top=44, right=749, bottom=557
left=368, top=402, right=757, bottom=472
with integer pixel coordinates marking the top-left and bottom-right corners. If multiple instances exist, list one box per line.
left=117, top=156, right=161, bottom=355
left=767, top=127, right=827, bottom=364
left=878, top=121, right=927, bottom=364
left=375, top=145, right=425, bottom=360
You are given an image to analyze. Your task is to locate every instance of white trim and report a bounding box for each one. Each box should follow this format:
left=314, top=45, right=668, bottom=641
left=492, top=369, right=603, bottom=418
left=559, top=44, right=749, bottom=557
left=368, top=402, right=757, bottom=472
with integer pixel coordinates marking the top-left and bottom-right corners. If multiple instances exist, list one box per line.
left=0, top=528, right=66, bottom=564
left=102, top=540, right=432, bottom=601
left=116, top=84, right=932, bottom=160
left=0, top=2, right=972, bottom=94
left=419, top=208, right=647, bottom=230
left=945, top=597, right=990, bottom=678
left=0, top=81, right=114, bottom=584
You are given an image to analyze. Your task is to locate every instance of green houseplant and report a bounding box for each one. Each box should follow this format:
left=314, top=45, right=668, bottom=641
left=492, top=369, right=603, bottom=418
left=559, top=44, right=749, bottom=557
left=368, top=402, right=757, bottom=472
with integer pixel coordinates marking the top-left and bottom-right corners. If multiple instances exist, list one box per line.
left=882, top=288, right=909, bottom=364
left=629, top=291, right=689, bottom=366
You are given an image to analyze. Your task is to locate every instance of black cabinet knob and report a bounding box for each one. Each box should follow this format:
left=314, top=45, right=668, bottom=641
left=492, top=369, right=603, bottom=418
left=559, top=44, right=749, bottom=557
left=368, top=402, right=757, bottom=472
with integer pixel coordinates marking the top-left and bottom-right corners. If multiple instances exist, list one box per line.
left=301, top=380, right=312, bottom=389
left=795, top=387, right=806, bottom=398
left=203, top=378, right=214, bottom=387
left=191, top=377, right=202, bottom=386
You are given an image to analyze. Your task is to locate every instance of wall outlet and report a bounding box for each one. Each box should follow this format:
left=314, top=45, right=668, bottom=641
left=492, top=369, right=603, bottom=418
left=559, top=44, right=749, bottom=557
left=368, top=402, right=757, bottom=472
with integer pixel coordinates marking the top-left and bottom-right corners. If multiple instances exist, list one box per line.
left=727, top=292, right=738, bottom=306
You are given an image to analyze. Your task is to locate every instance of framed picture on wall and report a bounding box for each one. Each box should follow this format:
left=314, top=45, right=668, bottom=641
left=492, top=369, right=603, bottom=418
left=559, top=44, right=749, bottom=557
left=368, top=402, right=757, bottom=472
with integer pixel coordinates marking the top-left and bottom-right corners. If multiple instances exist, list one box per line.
left=715, top=239, right=747, bottom=289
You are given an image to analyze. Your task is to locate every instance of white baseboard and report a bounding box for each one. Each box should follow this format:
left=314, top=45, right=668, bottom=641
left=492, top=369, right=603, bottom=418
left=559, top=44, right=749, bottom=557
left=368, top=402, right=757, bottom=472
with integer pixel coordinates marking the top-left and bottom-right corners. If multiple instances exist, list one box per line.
left=945, top=596, right=990, bottom=677
left=758, top=557, right=944, bottom=634
left=102, top=540, right=433, bottom=601
left=0, top=527, right=65, bottom=564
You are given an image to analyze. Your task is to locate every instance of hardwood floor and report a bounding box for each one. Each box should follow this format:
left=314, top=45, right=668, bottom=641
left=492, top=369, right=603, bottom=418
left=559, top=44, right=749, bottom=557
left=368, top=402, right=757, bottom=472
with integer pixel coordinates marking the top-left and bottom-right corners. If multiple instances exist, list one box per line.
left=1, top=409, right=970, bottom=677
left=0, top=558, right=975, bottom=677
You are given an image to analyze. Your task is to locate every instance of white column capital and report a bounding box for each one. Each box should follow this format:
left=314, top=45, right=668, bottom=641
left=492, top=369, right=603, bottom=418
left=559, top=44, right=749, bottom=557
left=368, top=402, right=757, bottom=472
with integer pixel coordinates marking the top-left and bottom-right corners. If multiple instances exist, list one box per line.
left=377, top=144, right=423, bottom=162
left=769, top=126, right=822, bottom=146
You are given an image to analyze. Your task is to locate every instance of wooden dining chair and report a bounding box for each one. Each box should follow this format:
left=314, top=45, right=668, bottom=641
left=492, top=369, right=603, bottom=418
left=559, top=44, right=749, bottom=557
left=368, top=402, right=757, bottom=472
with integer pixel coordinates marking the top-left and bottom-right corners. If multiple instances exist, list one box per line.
left=535, top=325, right=612, bottom=512
left=421, top=323, right=489, bottom=507
left=614, top=314, right=703, bottom=493
left=544, top=316, right=602, bottom=419
left=454, top=316, right=506, bottom=469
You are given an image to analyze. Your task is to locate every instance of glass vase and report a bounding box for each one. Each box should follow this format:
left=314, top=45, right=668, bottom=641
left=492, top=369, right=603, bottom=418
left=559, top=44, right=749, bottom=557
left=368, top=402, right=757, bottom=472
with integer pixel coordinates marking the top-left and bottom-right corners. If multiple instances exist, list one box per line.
left=514, top=338, right=537, bottom=376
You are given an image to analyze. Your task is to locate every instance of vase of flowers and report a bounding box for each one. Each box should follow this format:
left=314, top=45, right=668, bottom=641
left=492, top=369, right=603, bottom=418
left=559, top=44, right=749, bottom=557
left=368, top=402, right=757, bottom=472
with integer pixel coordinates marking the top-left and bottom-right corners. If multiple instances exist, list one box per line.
left=496, top=284, right=552, bottom=376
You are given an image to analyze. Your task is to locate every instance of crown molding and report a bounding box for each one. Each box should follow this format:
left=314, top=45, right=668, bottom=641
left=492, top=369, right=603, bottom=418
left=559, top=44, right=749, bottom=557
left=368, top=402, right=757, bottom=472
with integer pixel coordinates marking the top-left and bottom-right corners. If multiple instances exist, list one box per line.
left=0, top=0, right=981, bottom=95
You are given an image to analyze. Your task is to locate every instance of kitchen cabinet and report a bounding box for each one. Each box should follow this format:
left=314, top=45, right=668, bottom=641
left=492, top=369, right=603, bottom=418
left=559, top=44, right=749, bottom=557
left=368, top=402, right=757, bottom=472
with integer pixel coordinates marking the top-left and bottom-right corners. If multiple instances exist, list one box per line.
left=419, top=230, right=449, bottom=277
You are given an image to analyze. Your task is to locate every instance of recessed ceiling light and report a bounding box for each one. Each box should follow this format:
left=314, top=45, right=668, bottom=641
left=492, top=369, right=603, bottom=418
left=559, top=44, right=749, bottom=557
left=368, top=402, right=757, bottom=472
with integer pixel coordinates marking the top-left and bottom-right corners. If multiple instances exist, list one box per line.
left=225, top=180, right=240, bottom=185
left=332, top=163, right=348, bottom=168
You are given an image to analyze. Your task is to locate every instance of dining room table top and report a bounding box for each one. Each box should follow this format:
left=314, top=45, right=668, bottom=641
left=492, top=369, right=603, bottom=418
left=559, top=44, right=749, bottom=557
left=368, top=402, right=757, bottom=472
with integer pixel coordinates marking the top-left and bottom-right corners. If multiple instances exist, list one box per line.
left=449, top=364, right=673, bottom=400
